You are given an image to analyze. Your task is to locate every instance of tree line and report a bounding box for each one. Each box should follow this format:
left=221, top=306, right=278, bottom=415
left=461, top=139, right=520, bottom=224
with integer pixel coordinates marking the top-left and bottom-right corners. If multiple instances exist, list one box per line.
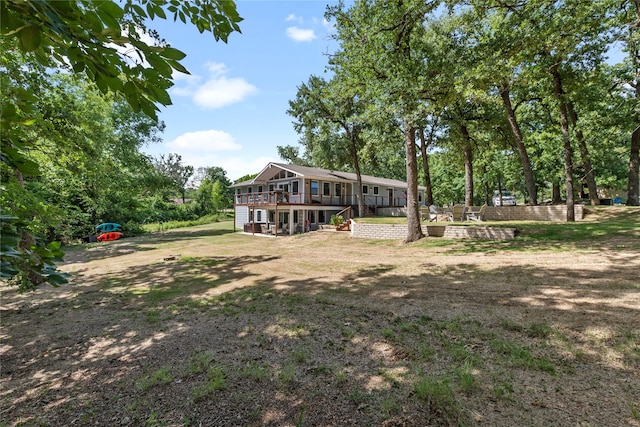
left=284, top=0, right=639, bottom=242
left=1, top=0, right=241, bottom=290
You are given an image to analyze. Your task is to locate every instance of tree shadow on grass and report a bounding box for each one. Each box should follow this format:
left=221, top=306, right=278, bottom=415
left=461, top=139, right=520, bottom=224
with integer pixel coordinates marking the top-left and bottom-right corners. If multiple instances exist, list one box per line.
left=425, top=207, right=640, bottom=255
left=62, top=227, right=237, bottom=263
left=1, top=244, right=638, bottom=426
left=142, top=226, right=236, bottom=242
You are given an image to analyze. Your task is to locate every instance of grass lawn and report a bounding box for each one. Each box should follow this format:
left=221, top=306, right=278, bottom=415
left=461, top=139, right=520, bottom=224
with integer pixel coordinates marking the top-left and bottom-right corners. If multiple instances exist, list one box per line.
left=1, top=206, right=638, bottom=426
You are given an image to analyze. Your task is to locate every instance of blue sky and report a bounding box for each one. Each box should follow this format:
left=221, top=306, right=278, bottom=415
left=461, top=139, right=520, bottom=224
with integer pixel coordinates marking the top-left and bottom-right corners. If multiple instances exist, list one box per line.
left=144, top=1, right=341, bottom=181
left=144, top=1, right=628, bottom=182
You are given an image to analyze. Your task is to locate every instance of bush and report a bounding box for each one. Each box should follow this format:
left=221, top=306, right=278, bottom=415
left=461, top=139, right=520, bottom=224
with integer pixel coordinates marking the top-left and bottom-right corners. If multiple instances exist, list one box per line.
left=122, top=221, right=146, bottom=237
left=330, top=214, right=344, bottom=226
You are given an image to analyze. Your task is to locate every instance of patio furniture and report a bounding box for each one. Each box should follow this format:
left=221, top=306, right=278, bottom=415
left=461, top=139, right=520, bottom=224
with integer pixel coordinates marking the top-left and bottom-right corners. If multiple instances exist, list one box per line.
left=420, top=205, right=439, bottom=222
left=447, top=204, right=466, bottom=222
left=429, top=204, right=439, bottom=221
left=419, top=205, right=429, bottom=221
left=467, top=204, right=488, bottom=222
left=274, top=223, right=289, bottom=235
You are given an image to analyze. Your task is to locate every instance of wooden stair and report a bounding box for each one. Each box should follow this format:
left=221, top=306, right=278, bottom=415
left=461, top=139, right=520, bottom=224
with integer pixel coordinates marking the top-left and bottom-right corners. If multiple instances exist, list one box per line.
left=336, top=221, right=350, bottom=231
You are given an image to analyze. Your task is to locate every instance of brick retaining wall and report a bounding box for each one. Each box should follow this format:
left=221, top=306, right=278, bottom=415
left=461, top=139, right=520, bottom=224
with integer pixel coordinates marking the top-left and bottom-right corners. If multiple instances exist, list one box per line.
left=350, top=221, right=516, bottom=240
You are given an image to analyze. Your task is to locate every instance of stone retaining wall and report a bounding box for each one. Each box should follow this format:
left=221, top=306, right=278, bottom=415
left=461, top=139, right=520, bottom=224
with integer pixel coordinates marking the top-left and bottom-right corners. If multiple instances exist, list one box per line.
left=350, top=221, right=516, bottom=240
left=442, top=226, right=516, bottom=240
left=378, top=204, right=583, bottom=221
left=484, top=205, right=583, bottom=221
left=348, top=222, right=426, bottom=240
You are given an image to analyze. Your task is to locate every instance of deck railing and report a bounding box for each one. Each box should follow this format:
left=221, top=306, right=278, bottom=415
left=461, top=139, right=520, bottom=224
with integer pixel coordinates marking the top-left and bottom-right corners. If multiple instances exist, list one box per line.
left=236, top=191, right=408, bottom=208
left=235, top=191, right=289, bottom=205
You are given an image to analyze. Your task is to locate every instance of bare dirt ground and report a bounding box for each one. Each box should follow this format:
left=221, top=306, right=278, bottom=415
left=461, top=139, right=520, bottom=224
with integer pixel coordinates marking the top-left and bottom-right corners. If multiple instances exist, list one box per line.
left=1, top=210, right=639, bottom=426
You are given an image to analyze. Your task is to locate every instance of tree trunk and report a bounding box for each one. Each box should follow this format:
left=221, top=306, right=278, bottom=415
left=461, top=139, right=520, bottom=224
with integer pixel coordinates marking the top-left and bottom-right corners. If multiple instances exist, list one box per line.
left=418, top=127, right=434, bottom=205
left=351, top=143, right=366, bottom=217
left=460, top=124, right=474, bottom=207
left=484, top=180, right=490, bottom=205
left=551, top=63, right=575, bottom=222
left=628, top=126, right=640, bottom=206
left=404, top=119, right=424, bottom=243
left=568, top=102, right=599, bottom=205
left=552, top=182, right=562, bottom=204
left=627, top=0, right=640, bottom=206
left=500, top=84, right=538, bottom=205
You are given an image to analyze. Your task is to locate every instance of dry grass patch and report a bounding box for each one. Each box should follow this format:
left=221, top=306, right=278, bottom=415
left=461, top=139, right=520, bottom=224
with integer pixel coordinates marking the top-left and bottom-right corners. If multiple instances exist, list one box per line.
left=2, top=211, right=639, bottom=426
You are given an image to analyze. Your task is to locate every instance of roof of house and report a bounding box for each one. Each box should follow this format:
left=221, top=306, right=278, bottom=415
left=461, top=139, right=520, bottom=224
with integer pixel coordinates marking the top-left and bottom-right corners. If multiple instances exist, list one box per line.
left=232, top=162, right=425, bottom=190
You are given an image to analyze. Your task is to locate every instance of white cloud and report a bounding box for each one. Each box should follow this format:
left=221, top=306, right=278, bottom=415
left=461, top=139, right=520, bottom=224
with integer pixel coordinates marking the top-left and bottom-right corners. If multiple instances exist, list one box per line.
left=222, top=156, right=279, bottom=181
left=170, top=73, right=202, bottom=96
left=169, top=62, right=257, bottom=109
left=286, top=26, right=316, bottom=42
left=167, top=130, right=242, bottom=153
left=204, top=61, right=227, bottom=75
left=285, top=14, right=299, bottom=22
left=193, top=77, right=257, bottom=109
left=155, top=131, right=278, bottom=180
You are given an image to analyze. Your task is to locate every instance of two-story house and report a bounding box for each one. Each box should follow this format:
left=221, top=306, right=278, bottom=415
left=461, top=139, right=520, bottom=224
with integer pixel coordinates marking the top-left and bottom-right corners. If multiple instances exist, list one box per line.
left=232, top=162, right=425, bottom=235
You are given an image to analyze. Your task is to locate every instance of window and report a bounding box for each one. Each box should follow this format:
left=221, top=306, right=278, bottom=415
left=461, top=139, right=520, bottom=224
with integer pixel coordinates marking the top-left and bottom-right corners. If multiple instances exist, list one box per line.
left=311, top=181, right=318, bottom=195
left=323, top=182, right=330, bottom=196
left=247, top=187, right=252, bottom=193
left=257, top=185, right=263, bottom=193
left=249, top=210, right=254, bottom=221
left=419, top=192, right=423, bottom=202
left=335, top=183, right=341, bottom=196
left=362, top=185, right=368, bottom=194
left=319, top=210, right=326, bottom=223
left=269, top=184, right=275, bottom=191
left=292, top=180, right=299, bottom=194
left=373, top=186, right=379, bottom=195
left=293, top=211, right=298, bottom=223
left=256, top=211, right=262, bottom=222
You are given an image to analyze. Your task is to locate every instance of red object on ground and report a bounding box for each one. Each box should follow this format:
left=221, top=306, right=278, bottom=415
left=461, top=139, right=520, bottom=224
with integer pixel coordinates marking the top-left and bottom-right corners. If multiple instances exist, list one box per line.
left=97, top=232, right=123, bottom=242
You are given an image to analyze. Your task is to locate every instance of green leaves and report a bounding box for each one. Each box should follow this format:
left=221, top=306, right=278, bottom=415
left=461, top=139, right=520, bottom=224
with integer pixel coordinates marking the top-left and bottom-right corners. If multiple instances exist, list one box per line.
left=160, top=46, right=186, bottom=61
left=18, top=25, right=41, bottom=51
left=0, top=213, right=69, bottom=291
left=2, top=0, right=242, bottom=121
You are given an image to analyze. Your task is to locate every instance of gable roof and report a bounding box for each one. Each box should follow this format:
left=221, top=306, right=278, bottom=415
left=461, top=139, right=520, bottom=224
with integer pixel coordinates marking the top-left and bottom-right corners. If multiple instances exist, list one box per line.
left=232, top=162, right=425, bottom=190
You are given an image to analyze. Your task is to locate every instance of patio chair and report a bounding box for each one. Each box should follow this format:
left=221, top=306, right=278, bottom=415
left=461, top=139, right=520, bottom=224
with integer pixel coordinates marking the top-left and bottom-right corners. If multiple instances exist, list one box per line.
left=467, top=204, right=488, bottom=222
left=420, top=205, right=439, bottom=222
left=447, top=204, right=466, bottom=222
left=274, top=223, right=289, bottom=235
left=419, top=205, right=429, bottom=221
left=428, top=204, right=439, bottom=222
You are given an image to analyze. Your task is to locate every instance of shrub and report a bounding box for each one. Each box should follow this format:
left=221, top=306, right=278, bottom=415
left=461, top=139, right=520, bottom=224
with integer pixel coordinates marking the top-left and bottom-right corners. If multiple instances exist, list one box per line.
left=330, top=214, right=344, bottom=226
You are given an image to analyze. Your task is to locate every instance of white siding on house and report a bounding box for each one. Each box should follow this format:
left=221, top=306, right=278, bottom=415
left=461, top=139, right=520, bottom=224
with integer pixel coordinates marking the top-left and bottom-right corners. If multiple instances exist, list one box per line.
left=255, top=209, right=266, bottom=223
left=235, top=206, right=249, bottom=230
